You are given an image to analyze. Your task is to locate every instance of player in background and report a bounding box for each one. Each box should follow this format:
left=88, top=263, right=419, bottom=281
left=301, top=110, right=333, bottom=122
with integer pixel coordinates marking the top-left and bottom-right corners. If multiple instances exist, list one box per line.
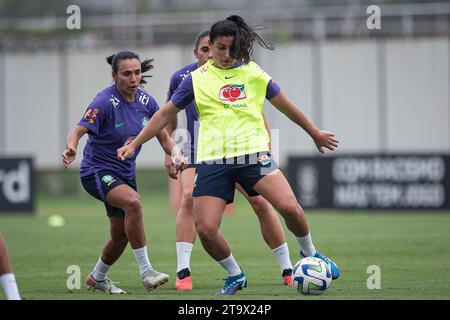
left=62, top=51, right=184, bottom=294
left=0, top=235, right=21, bottom=300
left=118, top=15, right=340, bottom=296
left=164, top=30, right=293, bottom=291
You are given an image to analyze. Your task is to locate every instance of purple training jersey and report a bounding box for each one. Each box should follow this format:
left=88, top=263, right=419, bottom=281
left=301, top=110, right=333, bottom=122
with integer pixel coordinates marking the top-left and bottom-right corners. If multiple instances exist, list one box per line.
left=167, top=62, right=199, bottom=163
left=79, top=85, right=159, bottom=179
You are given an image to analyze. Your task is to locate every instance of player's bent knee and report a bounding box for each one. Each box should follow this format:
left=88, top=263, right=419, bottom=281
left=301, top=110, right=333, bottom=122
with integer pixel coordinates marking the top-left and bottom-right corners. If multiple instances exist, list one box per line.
left=181, top=188, right=194, bottom=207
left=249, top=197, right=271, bottom=216
left=195, top=223, right=218, bottom=241
left=277, top=201, right=304, bottom=217
left=123, top=196, right=142, bottom=213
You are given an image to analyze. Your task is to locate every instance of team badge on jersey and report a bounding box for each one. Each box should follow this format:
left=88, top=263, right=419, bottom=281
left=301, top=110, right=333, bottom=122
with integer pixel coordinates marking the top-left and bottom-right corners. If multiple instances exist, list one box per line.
left=219, top=84, right=246, bottom=102
left=101, top=175, right=116, bottom=186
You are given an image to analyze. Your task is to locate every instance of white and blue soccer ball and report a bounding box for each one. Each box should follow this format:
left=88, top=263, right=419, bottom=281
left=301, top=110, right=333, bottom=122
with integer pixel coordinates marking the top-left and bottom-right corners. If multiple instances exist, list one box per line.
left=293, top=257, right=332, bottom=295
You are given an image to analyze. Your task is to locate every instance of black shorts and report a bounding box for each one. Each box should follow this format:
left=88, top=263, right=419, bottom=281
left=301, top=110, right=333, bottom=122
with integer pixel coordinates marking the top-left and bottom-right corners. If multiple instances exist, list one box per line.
left=80, top=170, right=137, bottom=217
left=192, top=152, right=277, bottom=204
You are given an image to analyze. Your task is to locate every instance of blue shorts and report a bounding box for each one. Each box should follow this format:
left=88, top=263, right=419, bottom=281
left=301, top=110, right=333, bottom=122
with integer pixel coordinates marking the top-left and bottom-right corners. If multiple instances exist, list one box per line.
left=80, top=170, right=137, bottom=217
left=192, top=152, right=277, bottom=204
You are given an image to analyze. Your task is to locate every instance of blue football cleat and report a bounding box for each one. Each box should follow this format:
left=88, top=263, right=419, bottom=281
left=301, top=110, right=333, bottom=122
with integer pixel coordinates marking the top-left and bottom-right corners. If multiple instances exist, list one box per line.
left=215, top=272, right=248, bottom=296
left=301, top=251, right=340, bottom=280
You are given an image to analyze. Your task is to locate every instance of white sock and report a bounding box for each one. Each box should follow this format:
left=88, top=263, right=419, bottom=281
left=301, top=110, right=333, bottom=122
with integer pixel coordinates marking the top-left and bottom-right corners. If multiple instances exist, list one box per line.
left=133, top=246, right=152, bottom=277
left=271, top=243, right=293, bottom=272
left=218, top=254, right=242, bottom=277
left=0, top=273, right=21, bottom=300
left=296, top=233, right=316, bottom=257
left=176, top=242, right=193, bottom=273
left=91, top=257, right=111, bottom=281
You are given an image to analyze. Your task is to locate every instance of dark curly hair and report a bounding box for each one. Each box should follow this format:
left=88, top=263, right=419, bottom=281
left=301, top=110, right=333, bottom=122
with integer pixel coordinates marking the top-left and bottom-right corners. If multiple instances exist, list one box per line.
left=210, top=15, right=274, bottom=65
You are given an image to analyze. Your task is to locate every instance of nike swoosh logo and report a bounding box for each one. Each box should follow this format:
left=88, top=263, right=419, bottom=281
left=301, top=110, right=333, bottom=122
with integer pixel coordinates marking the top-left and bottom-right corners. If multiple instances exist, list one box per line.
left=225, top=75, right=237, bottom=79
left=115, top=123, right=124, bottom=128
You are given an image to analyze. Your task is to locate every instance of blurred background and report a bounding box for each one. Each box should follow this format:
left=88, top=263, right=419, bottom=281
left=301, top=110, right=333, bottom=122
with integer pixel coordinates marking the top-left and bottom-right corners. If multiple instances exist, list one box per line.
left=0, top=0, right=449, bottom=208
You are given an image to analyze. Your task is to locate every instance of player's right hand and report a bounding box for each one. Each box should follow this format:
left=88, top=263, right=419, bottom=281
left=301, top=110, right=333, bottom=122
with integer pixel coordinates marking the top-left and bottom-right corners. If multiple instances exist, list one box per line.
left=172, top=153, right=187, bottom=174
left=62, top=146, right=76, bottom=168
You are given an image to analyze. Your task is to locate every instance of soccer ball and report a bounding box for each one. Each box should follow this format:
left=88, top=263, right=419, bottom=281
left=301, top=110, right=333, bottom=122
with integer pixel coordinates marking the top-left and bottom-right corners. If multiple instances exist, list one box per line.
left=293, top=257, right=332, bottom=295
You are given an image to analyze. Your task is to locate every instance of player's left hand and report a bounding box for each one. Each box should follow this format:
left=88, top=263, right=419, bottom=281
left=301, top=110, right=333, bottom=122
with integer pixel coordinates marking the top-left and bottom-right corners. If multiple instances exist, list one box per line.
left=313, top=130, right=339, bottom=154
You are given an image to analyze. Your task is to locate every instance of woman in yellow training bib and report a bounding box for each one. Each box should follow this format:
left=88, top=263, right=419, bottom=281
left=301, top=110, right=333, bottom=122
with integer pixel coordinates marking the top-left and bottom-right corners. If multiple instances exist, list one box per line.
left=118, top=15, right=340, bottom=296
left=165, top=30, right=294, bottom=291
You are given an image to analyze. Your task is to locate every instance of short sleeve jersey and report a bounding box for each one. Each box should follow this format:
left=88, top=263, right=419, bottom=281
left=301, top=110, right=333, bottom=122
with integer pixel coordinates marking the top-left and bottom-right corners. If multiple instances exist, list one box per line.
left=78, top=85, right=159, bottom=179
left=167, top=62, right=199, bottom=161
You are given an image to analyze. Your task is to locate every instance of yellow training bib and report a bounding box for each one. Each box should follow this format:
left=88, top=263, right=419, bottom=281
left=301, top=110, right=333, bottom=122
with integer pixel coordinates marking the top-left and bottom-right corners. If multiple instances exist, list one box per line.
left=191, top=60, right=271, bottom=162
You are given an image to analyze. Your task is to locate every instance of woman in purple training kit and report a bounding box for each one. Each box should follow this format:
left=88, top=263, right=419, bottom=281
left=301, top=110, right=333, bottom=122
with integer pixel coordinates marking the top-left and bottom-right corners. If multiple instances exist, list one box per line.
left=62, top=51, right=184, bottom=294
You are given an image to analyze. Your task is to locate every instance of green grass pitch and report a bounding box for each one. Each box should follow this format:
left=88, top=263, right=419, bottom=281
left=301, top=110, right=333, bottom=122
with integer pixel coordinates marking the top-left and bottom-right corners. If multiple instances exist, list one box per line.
left=1, top=193, right=450, bottom=300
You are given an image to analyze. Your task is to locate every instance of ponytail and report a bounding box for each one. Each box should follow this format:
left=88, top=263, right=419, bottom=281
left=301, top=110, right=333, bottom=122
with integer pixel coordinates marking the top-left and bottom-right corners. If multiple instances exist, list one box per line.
left=139, top=59, right=154, bottom=85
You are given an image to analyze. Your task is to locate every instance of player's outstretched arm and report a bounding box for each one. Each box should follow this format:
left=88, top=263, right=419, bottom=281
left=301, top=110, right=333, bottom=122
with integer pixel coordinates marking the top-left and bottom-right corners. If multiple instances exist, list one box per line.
left=62, top=125, right=89, bottom=168
left=117, top=101, right=181, bottom=160
left=269, top=91, right=339, bottom=153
